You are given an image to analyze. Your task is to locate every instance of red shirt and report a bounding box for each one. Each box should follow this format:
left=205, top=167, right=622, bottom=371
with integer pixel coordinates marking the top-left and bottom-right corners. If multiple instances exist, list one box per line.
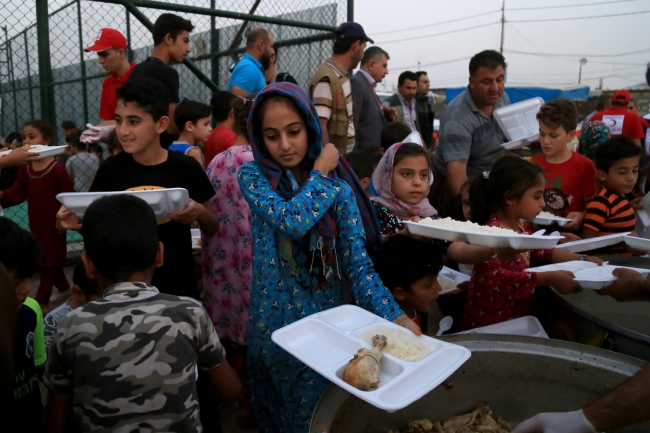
left=460, top=218, right=554, bottom=331
left=204, top=125, right=237, bottom=166
left=590, top=106, right=644, bottom=140
left=531, top=152, right=597, bottom=216
left=99, top=62, right=136, bottom=121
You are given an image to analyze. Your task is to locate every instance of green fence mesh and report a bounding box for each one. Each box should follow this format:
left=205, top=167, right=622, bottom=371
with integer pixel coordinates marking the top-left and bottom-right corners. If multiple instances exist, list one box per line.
left=1, top=0, right=347, bottom=257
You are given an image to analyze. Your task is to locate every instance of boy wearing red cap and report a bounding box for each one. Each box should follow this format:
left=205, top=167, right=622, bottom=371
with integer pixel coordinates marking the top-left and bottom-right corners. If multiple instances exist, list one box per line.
left=86, top=28, right=135, bottom=123
left=590, top=90, right=644, bottom=146
left=80, top=29, right=135, bottom=145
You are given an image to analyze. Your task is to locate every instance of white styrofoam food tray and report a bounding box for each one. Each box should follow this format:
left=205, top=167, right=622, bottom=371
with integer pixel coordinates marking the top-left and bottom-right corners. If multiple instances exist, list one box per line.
left=271, top=305, right=471, bottom=412
left=555, top=233, right=629, bottom=253
left=404, top=221, right=563, bottom=249
left=525, top=260, right=599, bottom=274
left=494, top=97, right=544, bottom=149
left=532, top=215, right=572, bottom=226
left=457, top=316, right=549, bottom=339
left=636, top=191, right=650, bottom=227
left=623, top=235, right=650, bottom=252
left=404, top=221, right=468, bottom=242
left=191, top=228, right=201, bottom=250
left=573, top=265, right=649, bottom=290
left=438, top=266, right=470, bottom=295
left=57, top=188, right=189, bottom=220
left=0, top=145, right=66, bottom=159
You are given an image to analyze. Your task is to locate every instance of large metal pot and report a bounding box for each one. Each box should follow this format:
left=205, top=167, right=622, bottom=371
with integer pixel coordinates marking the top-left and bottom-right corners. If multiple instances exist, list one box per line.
left=546, top=256, right=650, bottom=361
left=310, top=335, right=649, bottom=433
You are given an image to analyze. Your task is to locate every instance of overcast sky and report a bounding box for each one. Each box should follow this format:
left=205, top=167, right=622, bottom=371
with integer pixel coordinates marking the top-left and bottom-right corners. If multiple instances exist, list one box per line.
left=2, top=0, right=649, bottom=91
left=355, top=0, right=650, bottom=91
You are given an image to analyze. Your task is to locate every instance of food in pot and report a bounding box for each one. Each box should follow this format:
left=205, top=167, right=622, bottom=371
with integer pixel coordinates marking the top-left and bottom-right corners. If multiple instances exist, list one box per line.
left=386, top=406, right=513, bottom=433
left=343, top=334, right=387, bottom=391
left=358, top=327, right=430, bottom=362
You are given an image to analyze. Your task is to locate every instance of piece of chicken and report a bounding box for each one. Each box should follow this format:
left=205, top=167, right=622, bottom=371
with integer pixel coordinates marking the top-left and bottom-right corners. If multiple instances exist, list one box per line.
left=343, top=334, right=387, bottom=391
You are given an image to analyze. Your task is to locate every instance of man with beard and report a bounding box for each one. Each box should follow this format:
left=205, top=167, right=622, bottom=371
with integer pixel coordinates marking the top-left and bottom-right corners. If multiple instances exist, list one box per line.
left=351, top=46, right=396, bottom=152
left=431, top=50, right=510, bottom=219
left=310, top=22, right=373, bottom=154
left=228, top=28, right=275, bottom=97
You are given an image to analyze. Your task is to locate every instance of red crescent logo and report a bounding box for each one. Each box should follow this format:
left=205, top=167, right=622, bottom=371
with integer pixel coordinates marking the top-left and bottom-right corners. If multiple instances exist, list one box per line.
left=605, top=118, right=617, bottom=127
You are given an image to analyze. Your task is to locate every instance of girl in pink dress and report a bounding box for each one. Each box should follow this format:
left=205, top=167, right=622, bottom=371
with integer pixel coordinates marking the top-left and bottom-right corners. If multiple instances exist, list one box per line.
left=201, top=96, right=256, bottom=427
left=1, top=120, right=74, bottom=309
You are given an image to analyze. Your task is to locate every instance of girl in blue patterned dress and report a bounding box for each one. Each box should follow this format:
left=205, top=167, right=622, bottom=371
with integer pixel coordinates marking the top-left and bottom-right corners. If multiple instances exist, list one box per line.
left=237, top=83, right=419, bottom=433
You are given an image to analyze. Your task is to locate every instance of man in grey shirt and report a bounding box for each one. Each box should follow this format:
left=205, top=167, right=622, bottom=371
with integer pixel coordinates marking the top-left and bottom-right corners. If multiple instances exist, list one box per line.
left=431, top=50, right=510, bottom=219
left=66, top=140, right=99, bottom=192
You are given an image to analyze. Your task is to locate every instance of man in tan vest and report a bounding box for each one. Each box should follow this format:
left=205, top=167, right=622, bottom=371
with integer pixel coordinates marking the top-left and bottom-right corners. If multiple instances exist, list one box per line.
left=310, top=22, right=373, bottom=154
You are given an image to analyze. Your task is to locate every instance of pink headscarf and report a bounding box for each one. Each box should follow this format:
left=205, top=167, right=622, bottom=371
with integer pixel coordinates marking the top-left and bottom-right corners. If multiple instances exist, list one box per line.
left=370, top=142, right=437, bottom=218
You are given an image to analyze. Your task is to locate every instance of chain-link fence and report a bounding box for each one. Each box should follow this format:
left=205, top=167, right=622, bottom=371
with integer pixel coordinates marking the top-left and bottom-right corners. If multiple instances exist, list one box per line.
left=1, top=0, right=349, bottom=257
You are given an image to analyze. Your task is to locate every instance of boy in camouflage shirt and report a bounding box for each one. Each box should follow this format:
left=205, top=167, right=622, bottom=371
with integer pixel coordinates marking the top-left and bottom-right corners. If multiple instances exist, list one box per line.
left=43, top=195, right=240, bottom=432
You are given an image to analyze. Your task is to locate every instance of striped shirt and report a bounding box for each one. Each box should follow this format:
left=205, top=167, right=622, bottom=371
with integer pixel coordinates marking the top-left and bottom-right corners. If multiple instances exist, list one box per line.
left=584, top=187, right=635, bottom=253
left=312, top=60, right=355, bottom=153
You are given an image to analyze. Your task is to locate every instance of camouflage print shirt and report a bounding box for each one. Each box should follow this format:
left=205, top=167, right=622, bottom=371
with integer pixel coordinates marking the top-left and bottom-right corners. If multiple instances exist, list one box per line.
left=43, top=282, right=226, bottom=432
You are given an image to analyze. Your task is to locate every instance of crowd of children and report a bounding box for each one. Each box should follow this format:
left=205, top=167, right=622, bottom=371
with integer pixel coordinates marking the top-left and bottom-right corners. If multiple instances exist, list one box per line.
left=1, top=12, right=649, bottom=432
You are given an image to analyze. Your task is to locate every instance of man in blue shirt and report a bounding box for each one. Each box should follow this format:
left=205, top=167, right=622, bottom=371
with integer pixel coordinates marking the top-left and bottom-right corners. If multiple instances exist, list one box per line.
left=228, top=28, right=274, bottom=96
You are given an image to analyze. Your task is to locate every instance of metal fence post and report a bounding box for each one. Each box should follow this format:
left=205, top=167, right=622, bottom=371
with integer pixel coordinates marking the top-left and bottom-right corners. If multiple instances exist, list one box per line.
left=210, top=0, right=219, bottom=90
left=126, top=7, right=134, bottom=63
left=24, top=31, right=35, bottom=119
left=35, top=0, right=56, bottom=134
left=77, top=0, right=89, bottom=126
left=347, top=0, right=354, bottom=22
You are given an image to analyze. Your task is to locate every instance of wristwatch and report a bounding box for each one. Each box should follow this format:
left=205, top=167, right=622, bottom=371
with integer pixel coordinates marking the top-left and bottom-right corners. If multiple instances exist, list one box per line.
left=580, top=254, right=588, bottom=261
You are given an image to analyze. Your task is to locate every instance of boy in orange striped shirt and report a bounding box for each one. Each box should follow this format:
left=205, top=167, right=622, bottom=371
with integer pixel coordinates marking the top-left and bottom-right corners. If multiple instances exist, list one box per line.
left=582, top=137, right=641, bottom=254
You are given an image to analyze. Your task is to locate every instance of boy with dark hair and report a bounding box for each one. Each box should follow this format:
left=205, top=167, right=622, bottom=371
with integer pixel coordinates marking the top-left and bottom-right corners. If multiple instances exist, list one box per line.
left=374, top=234, right=444, bottom=330
left=204, top=90, right=237, bottom=164
left=531, top=99, right=597, bottom=231
left=42, top=259, right=101, bottom=353
left=57, top=77, right=218, bottom=299
left=0, top=217, right=46, bottom=431
left=169, top=99, right=213, bottom=167
left=582, top=138, right=641, bottom=254
left=61, top=120, right=80, bottom=141
left=89, top=143, right=105, bottom=163
left=380, top=121, right=412, bottom=153
left=66, top=138, right=100, bottom=192
left=344, top=150, right=382, bottom=196
left=128, top=13, right=194, bottom=149
left=44, top=194, right=239, bottom=433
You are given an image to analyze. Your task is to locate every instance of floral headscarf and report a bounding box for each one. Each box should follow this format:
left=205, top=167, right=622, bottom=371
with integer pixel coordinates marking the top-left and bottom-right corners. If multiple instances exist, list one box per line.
left=247, top=82, right=382, bottom=289
left=579, top=121, right=611, bottom=158
left=371, top=142, right=437, bottom=218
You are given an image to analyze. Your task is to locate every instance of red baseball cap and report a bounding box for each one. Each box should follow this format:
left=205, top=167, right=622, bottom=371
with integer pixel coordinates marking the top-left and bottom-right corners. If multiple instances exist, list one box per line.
left=84, top=28, right=128, bottom=52
left=611, top=89, right=631, bottom=104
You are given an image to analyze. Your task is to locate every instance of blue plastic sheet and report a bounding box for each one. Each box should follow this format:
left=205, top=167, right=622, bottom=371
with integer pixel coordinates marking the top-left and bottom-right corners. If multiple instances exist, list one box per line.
left=446, top=86, right=590, bottom=104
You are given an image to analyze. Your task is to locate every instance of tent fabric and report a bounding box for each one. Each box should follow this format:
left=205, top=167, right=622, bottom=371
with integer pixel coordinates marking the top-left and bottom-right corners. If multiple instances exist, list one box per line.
left=446, top=86, right=590, bottom=105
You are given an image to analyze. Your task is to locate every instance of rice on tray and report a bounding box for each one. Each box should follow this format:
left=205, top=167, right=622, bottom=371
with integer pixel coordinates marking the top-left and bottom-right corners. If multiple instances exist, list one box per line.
left=420, top=217, right=514, bottom=234
left=437, top=277, right=458, bottom=292
left=359, top=327, right=430, bottom=362
left=538, top=211, right=557, bottom=218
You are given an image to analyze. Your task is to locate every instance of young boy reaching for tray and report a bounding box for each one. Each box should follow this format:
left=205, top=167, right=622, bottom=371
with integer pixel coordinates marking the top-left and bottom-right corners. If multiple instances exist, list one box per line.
left=530, top=99, right=597, bottom=233
left=374, top=234, right=444, bottom=331
left=57, top=77, right=218, bottom=299
left=582, top=137, right=643, bottom=255
left=44, top=194, right=239, bottom=433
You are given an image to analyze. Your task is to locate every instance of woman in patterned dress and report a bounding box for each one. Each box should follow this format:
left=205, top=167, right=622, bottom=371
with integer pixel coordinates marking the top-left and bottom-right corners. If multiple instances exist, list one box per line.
left=237, top=83, right=419, bottom=433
